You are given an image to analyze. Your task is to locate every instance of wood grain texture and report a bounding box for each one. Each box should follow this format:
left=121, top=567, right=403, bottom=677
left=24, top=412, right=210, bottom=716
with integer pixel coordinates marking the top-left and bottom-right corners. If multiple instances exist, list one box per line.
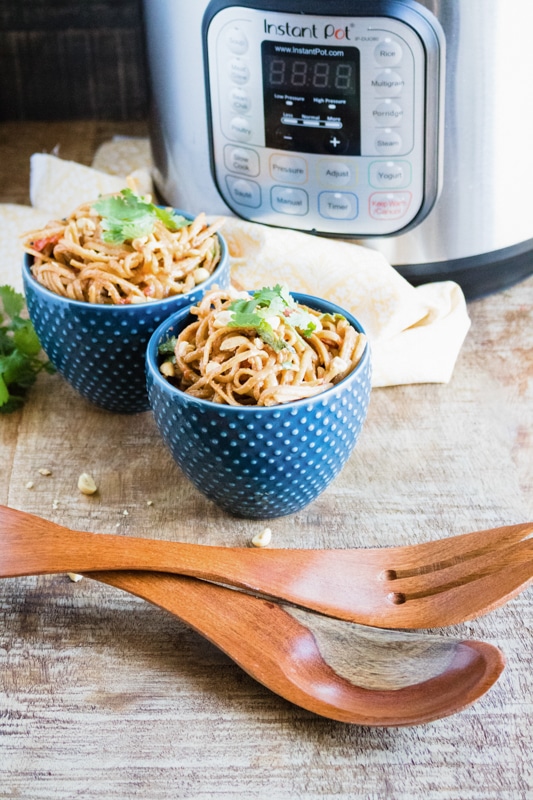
left=0, top=122, right=532, bottom=799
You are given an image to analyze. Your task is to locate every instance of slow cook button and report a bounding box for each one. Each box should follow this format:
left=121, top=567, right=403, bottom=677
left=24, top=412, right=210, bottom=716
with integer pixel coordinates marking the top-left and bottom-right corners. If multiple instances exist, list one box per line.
left=226, top=176, right=261, bottom=207
left=270, top=154, right=307, bottom=184
left=224, top=145, right=260, bottom=177
left=271, top=186, right=309, bottom=215
left=369, top=191, right=412, bottom=220
left=375, top=129, right=402, bottom=154
left=318, top=192, right=358, bottom=220
left=369, top=160, right=410, bottom=188
left=229, top=116, right=253, bottom=142
left=229, top=57, right=250, bottom=85
left=373, top=100, right=403, bottom=126
left=318, top=160, right=354, bottom=187
left=374, top=38, right=403, bottom=67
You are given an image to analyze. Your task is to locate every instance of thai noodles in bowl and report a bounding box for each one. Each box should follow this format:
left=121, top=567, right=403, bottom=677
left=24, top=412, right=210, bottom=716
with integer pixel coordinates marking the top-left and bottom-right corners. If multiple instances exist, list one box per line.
left=158, top=285, right=367, bottom=406
left=21, top=189, right=224, bottom=305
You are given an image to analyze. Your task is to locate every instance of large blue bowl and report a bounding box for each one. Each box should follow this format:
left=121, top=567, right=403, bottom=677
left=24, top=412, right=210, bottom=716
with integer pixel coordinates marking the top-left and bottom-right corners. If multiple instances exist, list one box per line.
left=22, top=221, right=229, bottom=414
left=146, top=293, right=372, bottom=519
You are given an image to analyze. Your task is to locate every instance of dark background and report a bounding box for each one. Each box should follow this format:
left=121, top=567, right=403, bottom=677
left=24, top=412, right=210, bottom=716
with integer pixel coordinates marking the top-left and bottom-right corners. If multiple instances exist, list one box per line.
left=0, top=0, right=148, bottom=121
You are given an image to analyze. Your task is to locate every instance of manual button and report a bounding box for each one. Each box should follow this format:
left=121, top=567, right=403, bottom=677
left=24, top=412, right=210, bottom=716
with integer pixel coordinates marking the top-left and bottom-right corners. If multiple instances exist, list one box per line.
left=271, top=186, right=308, bottom=216
left=319, top=192, right=358, bottom=220
left=226, top=176, right=261, bottom=208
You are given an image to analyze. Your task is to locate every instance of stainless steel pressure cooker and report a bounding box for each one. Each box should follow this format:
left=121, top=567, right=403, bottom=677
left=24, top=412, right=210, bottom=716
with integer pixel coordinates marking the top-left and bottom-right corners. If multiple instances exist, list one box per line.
left=143, top=0, right=533, bottom=298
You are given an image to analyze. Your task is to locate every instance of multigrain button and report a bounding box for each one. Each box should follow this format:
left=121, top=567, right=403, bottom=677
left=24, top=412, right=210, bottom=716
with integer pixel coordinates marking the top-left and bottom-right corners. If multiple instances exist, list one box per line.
left=375, top=129, right=402, bottom=154
left=229, top=116, right=253, bottom=142
left=225, top=25, right=248, bottom=55
left=270, top=154, right=307, bottom=184
left=372, top=70, right=405, bottom=97
left=229, top=57, right=250, bottom=85
left=318, top=160, right=354, bottom=187
left=373, top=100, right=403, bottom=126
left=271, top=186, right=309, bottom=215
left=224, top=145, right=260, bottom=177
left=318, top=192, right=358, bottom=220
left=374, top=38, right=403, bottom=67
left=226, top=176, right=261, bottom=207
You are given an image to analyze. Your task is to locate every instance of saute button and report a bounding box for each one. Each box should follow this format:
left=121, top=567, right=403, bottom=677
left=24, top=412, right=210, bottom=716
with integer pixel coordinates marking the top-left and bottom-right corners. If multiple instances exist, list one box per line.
left=369, top=160, right=410, bottom=188
left=225, top=26, right=248, bottom=55
left=374, top=38, right=403, bottom=66
left=226, top=176, right=261, bottom=208
left=318, top=160, right=354, bottom=187
left=224, top=145, right=260, bottom=177
left=229, top=116, right=253, bottom=142
left=270, top=154, right=307, bottom=184
left=229, top=57, right=250, bottom=85
left=271, top=186, right=309, bottom=215
left=318, top=192, right=358, bottom=220
left=373, top=100, right=403, bottom=126
left=375, top=129, right=402, bottom=155
left=372, top=70, right=405, bottom=97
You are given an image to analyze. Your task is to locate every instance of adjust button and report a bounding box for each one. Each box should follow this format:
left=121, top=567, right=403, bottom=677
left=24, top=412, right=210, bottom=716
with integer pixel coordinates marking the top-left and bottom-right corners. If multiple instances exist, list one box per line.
left=319, top=192, right=358, bottom=220
left=226, top=176, right=261, bottom=208
left=270, top=154, right=307, bottom=184
left=374, top=38, right=403, bottom=67
left=271, top=186, right=309, bottom=216
left=224, top=145, right=260, bottom=177
left=318, top=160, right=354, bottom=187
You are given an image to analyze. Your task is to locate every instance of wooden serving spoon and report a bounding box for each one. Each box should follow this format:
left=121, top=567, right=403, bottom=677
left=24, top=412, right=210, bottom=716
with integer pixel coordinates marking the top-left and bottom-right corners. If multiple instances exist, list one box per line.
left=86, top=570, right=505, bottom=726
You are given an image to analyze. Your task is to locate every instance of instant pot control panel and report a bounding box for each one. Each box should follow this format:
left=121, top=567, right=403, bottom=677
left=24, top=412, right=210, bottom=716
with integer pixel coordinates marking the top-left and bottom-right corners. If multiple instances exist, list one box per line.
left=204, top=4, right=443, bottom=236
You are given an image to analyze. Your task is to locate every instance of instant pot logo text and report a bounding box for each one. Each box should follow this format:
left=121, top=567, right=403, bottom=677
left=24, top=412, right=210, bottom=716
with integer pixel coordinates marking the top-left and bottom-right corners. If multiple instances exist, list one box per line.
left=264, top=19, right=351, bottom=41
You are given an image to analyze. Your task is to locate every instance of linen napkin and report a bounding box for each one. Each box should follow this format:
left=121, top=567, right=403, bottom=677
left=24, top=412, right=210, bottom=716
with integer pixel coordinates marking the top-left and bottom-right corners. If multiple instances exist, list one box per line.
left=0, top=140, right=470, bottom=387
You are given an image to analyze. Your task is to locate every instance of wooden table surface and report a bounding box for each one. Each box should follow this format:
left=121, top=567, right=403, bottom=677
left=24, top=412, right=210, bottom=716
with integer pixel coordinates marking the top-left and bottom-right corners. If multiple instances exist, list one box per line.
left=1, top=122, right=532, bottom=800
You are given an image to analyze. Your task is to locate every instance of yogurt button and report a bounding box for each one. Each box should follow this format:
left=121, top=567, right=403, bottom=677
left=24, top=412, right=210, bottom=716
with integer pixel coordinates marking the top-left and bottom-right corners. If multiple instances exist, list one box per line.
left=229, top=116, right=253, bottom=142
left=372, top=70, right=405, bottom=97
left=369, top=160, right=410, bottom=188
left=229, top=57, right=250, bottom=85
left=374, top=38, right=403, bottom=66
left=225, top=26, right=249, bottom=55
left=375, top=129, right=402, bottom=154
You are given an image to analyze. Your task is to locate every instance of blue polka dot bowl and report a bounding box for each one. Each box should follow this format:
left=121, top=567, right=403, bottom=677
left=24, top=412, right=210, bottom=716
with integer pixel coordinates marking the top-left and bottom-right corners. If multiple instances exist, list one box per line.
left=22, top=227, right=229, bottom=414
left=146, top=293, right=372, bottom=519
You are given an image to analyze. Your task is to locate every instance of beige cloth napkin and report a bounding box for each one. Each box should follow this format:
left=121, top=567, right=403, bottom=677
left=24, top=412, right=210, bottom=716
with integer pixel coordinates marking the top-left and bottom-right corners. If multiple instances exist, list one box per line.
left=0, top=141, right=470, bottom=387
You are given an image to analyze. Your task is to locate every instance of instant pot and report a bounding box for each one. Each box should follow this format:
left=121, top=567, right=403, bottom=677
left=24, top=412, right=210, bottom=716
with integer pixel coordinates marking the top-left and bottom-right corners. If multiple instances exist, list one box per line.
left=143, top=0, right=533, bottom=298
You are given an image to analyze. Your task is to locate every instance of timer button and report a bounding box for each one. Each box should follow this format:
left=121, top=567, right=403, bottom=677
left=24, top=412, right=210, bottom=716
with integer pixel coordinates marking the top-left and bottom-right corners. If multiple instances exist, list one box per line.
left=271, top=186, right=309, bottom=216
left=224, top=145, right=260, bottom=177
left=318, top=160, right=354, bottom=187
left=226, top=176, right=261, bottom=208
left=225, top=26, right=249, bottom=55
left=373, top=100, right=403, bottom=126
left=375, top=129, right=402, bottom=155
left=372, top=70, right=405, bottom=97
left=318, top=192, right=358, bottom=220
left=270, top=155, right=307, bottom=185
left=230, top=87, right=251, bottom=114
left=229, top=57, right=250, bottom=86
left=229, top=116, right=253, bottom=142
left=374, top=38, right=403, bottom=67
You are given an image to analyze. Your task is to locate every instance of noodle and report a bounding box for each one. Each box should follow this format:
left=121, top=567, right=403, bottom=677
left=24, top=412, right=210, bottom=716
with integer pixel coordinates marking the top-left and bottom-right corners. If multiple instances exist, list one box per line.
left=159, top=287, right=367, bottom=407
left=22, top=196, right=224, bottom=305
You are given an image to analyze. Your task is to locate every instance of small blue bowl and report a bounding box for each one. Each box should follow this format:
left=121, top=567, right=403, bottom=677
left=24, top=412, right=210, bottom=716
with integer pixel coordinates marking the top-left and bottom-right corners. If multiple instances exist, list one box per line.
left=22, top=222, right=229, bottom=414
left=146, top=293, right=372, bottom=519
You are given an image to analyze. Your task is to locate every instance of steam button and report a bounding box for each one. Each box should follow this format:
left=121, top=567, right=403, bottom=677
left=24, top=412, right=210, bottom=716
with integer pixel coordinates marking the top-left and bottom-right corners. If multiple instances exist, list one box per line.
left=374, top=129, right=402, bottom=155
left=229, top=57, right=250, bottom=85
left=225, top=26, right=249, bottom=55
left=374, top=38, right=403, bottom=67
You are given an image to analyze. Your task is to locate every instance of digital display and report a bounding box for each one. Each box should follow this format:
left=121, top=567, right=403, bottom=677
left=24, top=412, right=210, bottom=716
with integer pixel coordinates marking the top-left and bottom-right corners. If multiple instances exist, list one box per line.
left=261, top=42, right=361, bottom=156
left=264, top=55, right=357, bottom=95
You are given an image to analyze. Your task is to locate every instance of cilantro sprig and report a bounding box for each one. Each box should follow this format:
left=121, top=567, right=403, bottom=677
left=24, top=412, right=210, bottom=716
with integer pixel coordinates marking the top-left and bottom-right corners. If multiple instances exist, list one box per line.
left=227, top=285, right=321, bottom=351
left=0, top=286, right=55, bottom=413
left=92, top=189, right=190, bottom=245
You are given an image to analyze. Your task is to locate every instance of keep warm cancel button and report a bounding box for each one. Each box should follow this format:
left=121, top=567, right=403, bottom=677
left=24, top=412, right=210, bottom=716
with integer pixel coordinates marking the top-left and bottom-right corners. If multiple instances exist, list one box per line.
left=369, top=191, right=412, bottom=220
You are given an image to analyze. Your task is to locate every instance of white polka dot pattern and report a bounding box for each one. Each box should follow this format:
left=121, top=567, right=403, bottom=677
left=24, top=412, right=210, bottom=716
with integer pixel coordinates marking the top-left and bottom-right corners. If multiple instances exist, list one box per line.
left=146, top=294, right=372, bottom=519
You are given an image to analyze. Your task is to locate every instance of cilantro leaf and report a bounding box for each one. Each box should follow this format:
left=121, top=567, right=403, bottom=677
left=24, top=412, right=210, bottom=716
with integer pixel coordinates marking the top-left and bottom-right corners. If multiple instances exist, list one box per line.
left=0, top=285, right=54, bottom=413
left=93, top=189, right=190, bottom=244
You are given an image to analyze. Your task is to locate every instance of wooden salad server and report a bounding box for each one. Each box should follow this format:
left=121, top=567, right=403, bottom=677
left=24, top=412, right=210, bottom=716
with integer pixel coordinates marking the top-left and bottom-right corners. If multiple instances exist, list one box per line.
left=86, top=570, right=505, bottom=727
left=1, top=505, right=532, bottom=629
